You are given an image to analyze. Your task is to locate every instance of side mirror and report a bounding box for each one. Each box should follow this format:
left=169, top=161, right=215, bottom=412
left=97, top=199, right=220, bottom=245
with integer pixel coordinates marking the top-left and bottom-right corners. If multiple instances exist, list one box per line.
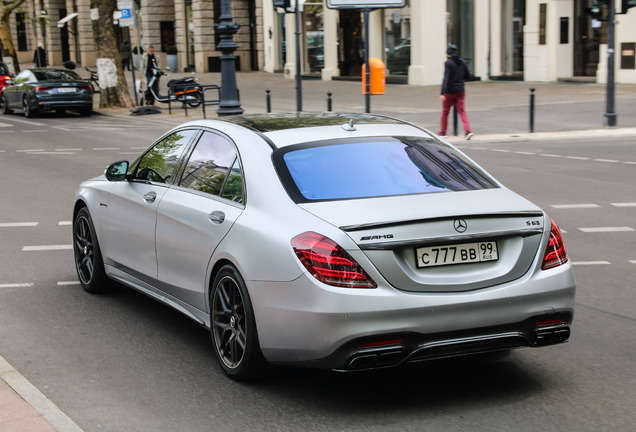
left=105, top=160, right=129, bottom=181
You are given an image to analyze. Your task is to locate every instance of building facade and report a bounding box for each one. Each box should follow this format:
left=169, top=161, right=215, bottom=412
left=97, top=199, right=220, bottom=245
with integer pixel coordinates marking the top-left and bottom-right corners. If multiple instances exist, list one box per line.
left=6, top=0, right=636, bottom=85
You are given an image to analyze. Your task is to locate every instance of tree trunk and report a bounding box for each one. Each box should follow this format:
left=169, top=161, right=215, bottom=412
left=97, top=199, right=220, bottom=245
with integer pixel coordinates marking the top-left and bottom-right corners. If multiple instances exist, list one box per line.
left=0, top=0, right=26, bottom=73
left=90, top=0, right=133, bottom=109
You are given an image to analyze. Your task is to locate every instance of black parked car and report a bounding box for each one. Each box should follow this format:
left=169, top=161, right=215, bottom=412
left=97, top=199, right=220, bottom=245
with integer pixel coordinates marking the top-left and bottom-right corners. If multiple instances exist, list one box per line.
left=1, top=68, right=93, bottom=117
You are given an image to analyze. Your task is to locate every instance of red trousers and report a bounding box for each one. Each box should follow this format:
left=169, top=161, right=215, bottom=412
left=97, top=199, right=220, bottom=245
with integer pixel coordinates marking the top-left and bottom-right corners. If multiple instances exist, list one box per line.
left=440, top=91, right=471, bottom=135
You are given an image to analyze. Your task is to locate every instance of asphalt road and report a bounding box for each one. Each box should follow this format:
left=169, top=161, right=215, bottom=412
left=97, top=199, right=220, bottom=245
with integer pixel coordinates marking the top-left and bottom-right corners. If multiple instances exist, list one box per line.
left=0, top=113, right=635, bottom=432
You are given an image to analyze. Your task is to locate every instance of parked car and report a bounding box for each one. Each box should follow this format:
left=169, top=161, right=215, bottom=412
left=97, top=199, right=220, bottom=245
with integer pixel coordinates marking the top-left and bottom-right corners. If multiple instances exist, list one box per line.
left=73, top=113, right=575, bottom=380
left=0, top=62, right=12, bottom=91
left=1, top=68, right=93, bottom=117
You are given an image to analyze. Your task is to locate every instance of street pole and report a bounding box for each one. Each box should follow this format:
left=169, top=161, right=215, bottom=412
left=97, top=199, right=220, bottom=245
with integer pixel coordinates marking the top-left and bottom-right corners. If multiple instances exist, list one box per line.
left=363, top=7, right=371, bottom=113
left=215, top=0, right=244, bottom=116
left=295, top=0, right=302, bottom=112
left=605, top=0, right=617, bottom=126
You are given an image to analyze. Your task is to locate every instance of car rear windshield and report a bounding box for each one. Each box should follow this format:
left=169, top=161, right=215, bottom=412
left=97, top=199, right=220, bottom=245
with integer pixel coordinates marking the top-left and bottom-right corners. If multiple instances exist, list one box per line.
left=273, top=137, right=499, bottom=202
left=33, top=70, right=82, bottom=81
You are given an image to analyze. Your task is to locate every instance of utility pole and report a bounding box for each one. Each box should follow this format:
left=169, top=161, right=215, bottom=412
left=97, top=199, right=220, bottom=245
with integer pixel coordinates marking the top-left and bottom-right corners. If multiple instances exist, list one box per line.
left=215, top=0, right=244, bottom=116
left=605, top=0, right=617, bottom=126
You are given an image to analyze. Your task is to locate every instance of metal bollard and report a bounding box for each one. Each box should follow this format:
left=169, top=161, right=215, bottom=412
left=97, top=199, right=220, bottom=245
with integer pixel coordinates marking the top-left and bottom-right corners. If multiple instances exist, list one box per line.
left=266, top=89, right=271, bottom=113
left=529, top=87, right=535, bottom=133
left=327, top=91, right=332, bottom=112
left=453, top=104, right=458, bottom=136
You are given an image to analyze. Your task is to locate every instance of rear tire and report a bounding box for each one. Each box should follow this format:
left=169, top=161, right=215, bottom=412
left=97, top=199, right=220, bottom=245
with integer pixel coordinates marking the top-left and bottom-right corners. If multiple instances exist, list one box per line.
left=79, top=108, right=92, bottom=117
left=22, top=96, right=35, bottom=118
left=73, top=207, right=109, bottom=293
left=55, top=108, right=66, bottom=115
left=210, top=265, right=271, bottom=380
left=1, top=94, right=13, bottom=114
left=186, top=91, right=202, bottom=108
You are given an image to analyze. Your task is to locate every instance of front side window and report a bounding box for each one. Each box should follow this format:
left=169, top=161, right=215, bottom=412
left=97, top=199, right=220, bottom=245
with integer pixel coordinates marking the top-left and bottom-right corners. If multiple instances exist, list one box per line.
left=180, top=131, right=244, bottom=204
left=274, top=137, right=498, bottom=202
left=133, top=129, right=197, bottom=183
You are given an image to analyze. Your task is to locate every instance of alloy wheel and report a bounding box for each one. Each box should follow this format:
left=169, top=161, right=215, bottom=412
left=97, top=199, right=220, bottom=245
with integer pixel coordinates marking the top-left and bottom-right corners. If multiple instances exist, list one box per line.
left=212, top=275, right=247, bottom=370
left=74, top=214, right=95, bottom=285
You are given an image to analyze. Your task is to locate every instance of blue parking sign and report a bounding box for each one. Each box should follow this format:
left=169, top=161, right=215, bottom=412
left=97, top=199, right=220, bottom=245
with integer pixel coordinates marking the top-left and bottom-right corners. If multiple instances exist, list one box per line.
left=121, top=8, right=131, bottom=19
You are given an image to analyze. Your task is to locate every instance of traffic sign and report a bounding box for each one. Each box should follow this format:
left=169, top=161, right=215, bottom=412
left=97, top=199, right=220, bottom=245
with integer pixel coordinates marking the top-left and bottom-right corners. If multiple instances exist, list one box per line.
left=326, top=0, right=406, bottom=8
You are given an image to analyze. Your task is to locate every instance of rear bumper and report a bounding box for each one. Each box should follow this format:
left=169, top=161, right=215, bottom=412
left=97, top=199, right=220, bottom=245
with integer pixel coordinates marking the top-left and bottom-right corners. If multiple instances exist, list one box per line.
left=37, top=99, right=92, bottom=111
left=248, top=263, right=576, bottom=369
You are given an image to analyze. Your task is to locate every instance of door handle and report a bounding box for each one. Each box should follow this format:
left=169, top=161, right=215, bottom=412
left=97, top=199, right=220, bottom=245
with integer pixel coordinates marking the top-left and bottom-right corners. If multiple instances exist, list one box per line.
left=208, top=211, right=225, bottom=224
left=143, top=192, right=157, bottom=203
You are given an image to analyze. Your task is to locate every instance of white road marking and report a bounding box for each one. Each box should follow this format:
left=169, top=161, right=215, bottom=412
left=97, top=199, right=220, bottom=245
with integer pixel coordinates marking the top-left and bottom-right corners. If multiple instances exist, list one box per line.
left=0, top=283, right=34, bottom=288
left=611, top=202, right=636, bottom=207
left=0, top=122, right=13, bottom=127
left=56, top=148, right=82, bottom=152
left=17, top=149, right=44, bottom=152
left=58, top=221, right=72, bottom=226
left=93, top=147, right=120, bottom=151
left=515, top=151, right=535, bottom=155
left=541, top=154, right=562, bottom=158
left=2, top=117, right=47, bottom=126
left=579, top=227, right=634, bottom=233
left=630, top=260, right=636, bottom=264
left=22, top=245, right=72, bottom=251
left=57, top=281, right=80, bottom=286
left=491, top=149, right=512, bottom=152
left=23, top=130, right=47, bottom=133
left=566, top=156, right=589, bottom=160
left=593, top=159, right=620, bottom=163
left=0, top=222, right=38, bottom=227
left=572, top=261, right=611, bottom=266
left=551, top=204, right=599, bottom=209
left=26, top=152, right=76, bottom=155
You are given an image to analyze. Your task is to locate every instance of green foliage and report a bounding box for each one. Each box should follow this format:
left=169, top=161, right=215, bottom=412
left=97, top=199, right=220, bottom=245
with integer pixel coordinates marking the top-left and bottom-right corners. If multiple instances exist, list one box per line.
left=166, top=45, right=178, bottom=55
left=132, top=46, right=144, bottom=54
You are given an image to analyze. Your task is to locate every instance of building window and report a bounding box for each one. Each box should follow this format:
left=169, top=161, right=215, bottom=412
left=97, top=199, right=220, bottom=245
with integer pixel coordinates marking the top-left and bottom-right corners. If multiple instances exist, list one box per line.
left=539, top=4, right=547, bottom=45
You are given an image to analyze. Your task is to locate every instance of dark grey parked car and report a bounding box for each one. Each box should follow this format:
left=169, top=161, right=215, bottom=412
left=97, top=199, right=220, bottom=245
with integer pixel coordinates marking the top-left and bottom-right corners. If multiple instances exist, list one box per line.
left=1, top=68, right=93, bottom=117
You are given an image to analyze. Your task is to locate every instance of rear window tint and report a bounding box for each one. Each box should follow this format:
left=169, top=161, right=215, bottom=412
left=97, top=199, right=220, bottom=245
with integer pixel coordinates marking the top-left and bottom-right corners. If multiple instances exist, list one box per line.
left=33, top=70, right=82, bottom=81
left=273, top=137, right=498, bottom=202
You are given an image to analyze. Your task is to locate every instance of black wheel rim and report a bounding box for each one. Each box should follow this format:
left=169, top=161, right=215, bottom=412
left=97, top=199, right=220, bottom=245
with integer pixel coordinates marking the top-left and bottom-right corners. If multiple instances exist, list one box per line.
left=22, top=98, right=29, bottom=116
left=74, top=215, right=95, bottom=285
left=212, top=275, right=246, bottom=369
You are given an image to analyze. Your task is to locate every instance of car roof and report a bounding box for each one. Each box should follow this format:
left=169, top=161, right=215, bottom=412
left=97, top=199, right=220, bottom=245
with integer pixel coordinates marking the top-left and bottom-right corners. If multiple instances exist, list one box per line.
left=211, top=112, right=413, bottom=133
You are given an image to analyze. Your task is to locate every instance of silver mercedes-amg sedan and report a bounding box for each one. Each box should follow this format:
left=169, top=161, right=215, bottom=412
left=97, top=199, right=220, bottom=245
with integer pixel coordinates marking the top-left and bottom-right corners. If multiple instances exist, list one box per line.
left=73, top=113, right=575, bottom=380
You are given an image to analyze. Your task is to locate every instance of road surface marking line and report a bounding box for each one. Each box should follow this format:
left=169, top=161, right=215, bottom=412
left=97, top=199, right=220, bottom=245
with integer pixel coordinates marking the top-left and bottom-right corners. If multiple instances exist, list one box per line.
left=566, top=156, right=589, bottom=160
left=26, top=152, right=76, bottom=155
left=515, top=151, right=535, bottom=155
left=593, top=159, right=619, bottom=163
left=0, top=222, right=38, bottom=227
left=22, top=245, right=73, bottom=251
left=491, top=149, right=511, bottom=152
left=625, top=161, right=636, bottom=165
left=0, top=356, right=86, bottom=432
left=579, top=227, right=634, bottom=233
left=93, top=147, right=120, bottom=151
left=23, top=130, right=47, bottom=133
left=2, top=117, right=47, bottom=126
left=551, top=204, right=599, bottom=209
left=611, top=202, right=636, bottom=207
left=540, top=154, right=562, bottom=158
left=630, top=260, right=636, bottom=264
left=572, top=261, right=611, bottom=266
left=0, top=283, right=34, bottom=288
left=56, top=148, right=82, bottom=152
left=0, top=122, right=13, bottom=127
left=57, top=281, right=80, bottom=286
left=17, top=149, right=44, bottom=152
left=58, top=221, right=72, bottom=226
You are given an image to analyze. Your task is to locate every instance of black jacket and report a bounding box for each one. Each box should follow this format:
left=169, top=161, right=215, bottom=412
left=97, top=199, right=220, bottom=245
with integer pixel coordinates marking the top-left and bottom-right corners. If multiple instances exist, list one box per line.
left=441, top=55, right=470, bottom=95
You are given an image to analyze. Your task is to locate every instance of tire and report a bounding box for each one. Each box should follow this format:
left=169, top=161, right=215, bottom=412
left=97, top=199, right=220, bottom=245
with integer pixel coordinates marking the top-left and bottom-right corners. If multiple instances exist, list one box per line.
left=186, top=91, right=202, bottom=108
left=79, top=108, right=92, bottom=117
left=1, top=93, right=13, bottom=114
left=55, top=108, right=66, bottom=115
left=73, top=207, right=109, bottom=293
left=210, top=265, right=270, bottom=380
left=22, top=96, right=35, bottom=118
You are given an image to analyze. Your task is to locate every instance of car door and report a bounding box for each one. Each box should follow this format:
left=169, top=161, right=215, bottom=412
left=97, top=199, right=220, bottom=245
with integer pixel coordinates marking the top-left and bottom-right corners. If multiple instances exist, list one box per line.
left=106, top=128, right=198, bottom=283
left=155, top=130, right=245, bottom=310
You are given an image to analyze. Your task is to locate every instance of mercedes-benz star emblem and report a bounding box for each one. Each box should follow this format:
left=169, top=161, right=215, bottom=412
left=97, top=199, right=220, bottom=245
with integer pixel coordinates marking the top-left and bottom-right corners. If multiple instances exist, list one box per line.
left=453, top=218, right=468, bottom=233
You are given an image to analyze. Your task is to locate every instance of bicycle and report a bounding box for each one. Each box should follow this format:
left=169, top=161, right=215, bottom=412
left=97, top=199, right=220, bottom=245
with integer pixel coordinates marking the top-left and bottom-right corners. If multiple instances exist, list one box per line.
left=85, top=67, right=100, bottom=93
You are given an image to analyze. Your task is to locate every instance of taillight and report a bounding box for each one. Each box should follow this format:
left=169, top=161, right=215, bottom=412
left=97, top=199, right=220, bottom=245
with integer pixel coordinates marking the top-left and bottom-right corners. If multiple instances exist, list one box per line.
left=78, top=84, right=92, bottom=91
left=35, top=85, right=53, bottom=91
left=291, top=232, right=377, bottom=288
left=541, top=219, right=569, bottom=270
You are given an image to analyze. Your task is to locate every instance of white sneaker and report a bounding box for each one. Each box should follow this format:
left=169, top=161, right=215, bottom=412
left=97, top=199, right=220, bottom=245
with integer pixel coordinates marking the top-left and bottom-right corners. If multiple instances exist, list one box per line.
left=464, top=132, right=474, bottom=140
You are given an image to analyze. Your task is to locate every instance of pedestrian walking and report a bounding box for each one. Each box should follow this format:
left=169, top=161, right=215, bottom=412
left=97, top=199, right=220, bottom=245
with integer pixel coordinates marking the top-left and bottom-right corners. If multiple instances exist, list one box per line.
left=120, top=40, right=132, bottom=71
left=33, top=43, right=47, bottom=68
left=439, top=44, right=473, bottom=140
left=141, top=45, right=161, bottom=104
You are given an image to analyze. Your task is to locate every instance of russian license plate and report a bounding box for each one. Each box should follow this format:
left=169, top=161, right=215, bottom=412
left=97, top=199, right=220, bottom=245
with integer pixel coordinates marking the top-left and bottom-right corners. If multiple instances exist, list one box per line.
left=416, top=241, right=498, bottom=268
left=56, top=87, right=77, bottom=93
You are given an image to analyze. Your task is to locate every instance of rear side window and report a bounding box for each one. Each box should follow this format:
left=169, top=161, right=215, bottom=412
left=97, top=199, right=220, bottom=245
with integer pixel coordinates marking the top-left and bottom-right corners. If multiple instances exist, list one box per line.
left=34, top=70, right=82, bottom=81
left=274, top=137, right=498, bottom=202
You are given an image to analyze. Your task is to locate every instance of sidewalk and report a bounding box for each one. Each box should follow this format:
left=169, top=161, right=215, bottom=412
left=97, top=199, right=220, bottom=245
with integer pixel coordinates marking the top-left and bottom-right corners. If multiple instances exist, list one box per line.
left=89, top=68, right=636, bottom=141
left=3, top=67, right=636, bottom=432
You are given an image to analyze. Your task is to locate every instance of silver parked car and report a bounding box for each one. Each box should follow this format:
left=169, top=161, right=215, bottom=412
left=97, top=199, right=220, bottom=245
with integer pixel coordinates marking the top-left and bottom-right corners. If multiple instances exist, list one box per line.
left=73, top=113, right=575, bottom=380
